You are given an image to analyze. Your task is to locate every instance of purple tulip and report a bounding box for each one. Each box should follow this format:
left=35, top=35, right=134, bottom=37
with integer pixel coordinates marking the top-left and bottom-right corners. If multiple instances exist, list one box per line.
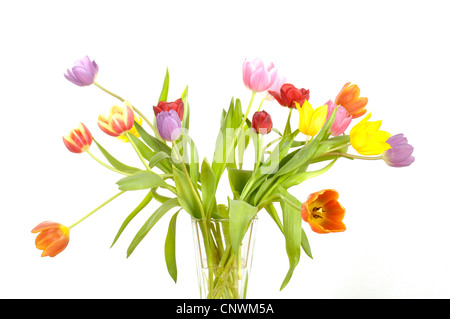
left=64, top=56, right=99, bottom=86
left=383, top=134, right=415, bottom=167
left=156, top=110, right=182, bottom=141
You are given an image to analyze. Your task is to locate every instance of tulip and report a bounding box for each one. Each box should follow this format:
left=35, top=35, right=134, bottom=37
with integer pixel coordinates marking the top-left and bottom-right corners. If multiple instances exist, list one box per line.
left=31, top=221, right=70, bottom=257
left=334, top=82, right=368, bottom=118
left=153, top=98, right=185, bottom=122
left=62, top=123, right=93, bottom=153
left=325, top=100, right=352, bottom=136
left=269, top=83, right=310, bottom=109
left=64, top=56, right=99, bottom=87
left=296, top=100, right=328, bottom=137
left=156, top=110, right=182, bottom=141
left=301, top=189, right=346, bottom=234
left=350, top=113, right=391, bottom=155
left=98, top=101, right=135, bottom=137
left=383, top=134, right=415, bottom=167
left=116, top=114, right=143, bottom=143
left=252, top=111, right=273, bottom=135
left=242, top=58, right=282, bottom=92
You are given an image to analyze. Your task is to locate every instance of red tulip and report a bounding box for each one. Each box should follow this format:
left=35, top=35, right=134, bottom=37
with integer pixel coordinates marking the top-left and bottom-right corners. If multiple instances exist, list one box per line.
left=62, top=123, right=93, bottom=153
left=268, top=83, right=310, bottom=109
left=153, top=98, right=184, bottom=122
left=252, top=111, right=273, bottom=135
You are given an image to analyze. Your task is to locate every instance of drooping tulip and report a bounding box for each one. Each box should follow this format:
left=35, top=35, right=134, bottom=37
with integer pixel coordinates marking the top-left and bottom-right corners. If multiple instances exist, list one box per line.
left=334, top=82, right=368, bottom=118
left=62, top=123, right=93, bottom=153
left=98, top=101, right=135, bottom=137
left=383, top=134, right=415, bottom=167
left=296, top=100, right=328, bottom=137
left=156, top=110, right=182, bottom=141
left=349, top=113, right=391, bottom=155
left=301, top=189, right=346, bottom=234
left=242, top=58, right=282, bottom=93
left=153, top=98, right=184, bottom=122
left=325, top=100, right=352, bottom=136
left=31, top=221, right=70, bottom=257
left=252, top=111, right=273, bottom=135
left=64, top=56, right=99, bottom=87
left=269, top=83, right=310, bottom=109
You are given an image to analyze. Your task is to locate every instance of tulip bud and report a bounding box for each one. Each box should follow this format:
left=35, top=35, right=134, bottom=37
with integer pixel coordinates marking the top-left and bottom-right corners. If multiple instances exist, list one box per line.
left=62, top=123, right=93, bottom=153
left=153, top=98, right=184, bottom=122
left=334, top=82, right=368, bottom=119
left=64, top=56, right=99, bottom=87
left=383, top=134, right=415, bottom=167
left=31, top=221, right=70, bottom=257
left=252, top=111, right=273, bottom=135
left=156, top=110, right=182, bottom=141
left=98, top=102, right=135, bottom=137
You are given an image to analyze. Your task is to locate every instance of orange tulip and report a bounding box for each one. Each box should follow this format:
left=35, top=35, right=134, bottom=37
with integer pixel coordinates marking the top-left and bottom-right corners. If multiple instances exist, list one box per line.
left=62, top=122, right=93, bottom=153
left=301, top=189, right=346, bottom=234
left=334, top=82, right=368, bottom=118
left=31, top=221, right=70, bottom=257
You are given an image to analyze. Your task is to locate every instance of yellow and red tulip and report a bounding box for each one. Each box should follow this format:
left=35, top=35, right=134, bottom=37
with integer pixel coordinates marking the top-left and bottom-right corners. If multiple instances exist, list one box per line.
left=334, top=82, right=368, bottom=119
left=350, top=113, right=391, bottom=155
left=116, top=114, right=143, bottom=142
left=31, top=221, right=70, bottom=257
left=62, top=123, right=93, bottom=153
left=98, top=101, right=135, bottom=137
left=301, top=189, right=346, bottom=234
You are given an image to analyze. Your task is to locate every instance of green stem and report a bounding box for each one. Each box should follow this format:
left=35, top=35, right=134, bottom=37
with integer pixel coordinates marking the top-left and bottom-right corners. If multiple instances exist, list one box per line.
left=125, top=132, right=152, bottom=171
left=68, top=191, right=126, bottom=229
left=325, top=142, right=351, bottom=153
left=323, top=152, right=383, bottom=161
left=86, top=150, right=131, bottom=176
left=94, top=81, right=157, bottom=135
left=239, top=91, right=256, bottom=128
left=256, top=96, right=265, bottom=112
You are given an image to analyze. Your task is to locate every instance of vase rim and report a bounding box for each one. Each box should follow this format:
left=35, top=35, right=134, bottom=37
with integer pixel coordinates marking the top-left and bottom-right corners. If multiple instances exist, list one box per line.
left=191, top=216, right=258, bottom=222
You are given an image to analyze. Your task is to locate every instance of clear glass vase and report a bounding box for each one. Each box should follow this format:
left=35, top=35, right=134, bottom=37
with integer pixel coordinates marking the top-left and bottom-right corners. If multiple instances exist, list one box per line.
left=191, top=217, right=257, bottom=299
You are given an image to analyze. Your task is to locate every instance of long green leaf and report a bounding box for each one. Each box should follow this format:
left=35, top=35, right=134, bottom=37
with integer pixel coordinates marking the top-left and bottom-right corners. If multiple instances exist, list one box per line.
left=165, top=210, right=180, bottom=283
left=127, top=197, right=179, bottom=257
left=110, top=190, right=153, bottom=248
left=116, top=171, right=169, bottom=191
left=228, top=199, right=258, bottom=253
left=172, top=165, right=203, bottom=219
left=134, top=122, right=172, bottom=155
left=200, top=158, right=216, bottom=217
left=158, top=66, right=169, bottom=102
left=93, top=139, right=141, bottom=174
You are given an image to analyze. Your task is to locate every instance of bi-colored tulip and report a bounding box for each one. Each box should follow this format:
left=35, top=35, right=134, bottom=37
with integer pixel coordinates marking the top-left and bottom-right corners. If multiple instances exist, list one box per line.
left=156, top=110, right=182, bottom=141
left=252, top=111, right=273, bottom=135
left=296, top=100, right=328, bottom=137
left=325, top=100, right=352, bottom=136
left=62, top=123, right=93, bottom=153
left=269, top=83, right=310, bottom=109
left=350, top=113, right=391, bottom=155
left=383, top=134, right=415, bottom=167
left=334, top=82, right=368, bottom=118
left=98, top=101, right=135, bottom=137
left=153, top=98, right=185, bottom=122
left=31, top=221, right=70, bottom=257
left=116, top=114, right=143, bottom=143
left=301, top=189, right=346, bottom=234
left=242, top=58, right=282, bottom=93
left=64, top=56, right=99, bottom=87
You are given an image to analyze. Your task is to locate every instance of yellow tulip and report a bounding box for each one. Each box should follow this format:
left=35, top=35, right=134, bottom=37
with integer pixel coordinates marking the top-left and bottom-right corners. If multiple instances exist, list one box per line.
left=349, top=113, right=391, bottom=155
left=296, top=100, right=328, bottom=137
left=116, top=114, right=143, bottom=142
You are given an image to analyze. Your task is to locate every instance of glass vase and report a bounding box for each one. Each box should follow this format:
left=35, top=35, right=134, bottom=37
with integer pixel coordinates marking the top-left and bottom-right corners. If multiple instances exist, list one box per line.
left=191, top=217, right=257, bottom=299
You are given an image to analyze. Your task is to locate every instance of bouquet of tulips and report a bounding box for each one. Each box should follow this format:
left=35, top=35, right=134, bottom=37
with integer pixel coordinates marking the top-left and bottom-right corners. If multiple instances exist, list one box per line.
left=31, top=56, right=415, bottom=299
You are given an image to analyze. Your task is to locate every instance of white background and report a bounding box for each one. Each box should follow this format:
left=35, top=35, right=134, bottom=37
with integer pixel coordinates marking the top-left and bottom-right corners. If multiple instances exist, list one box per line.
left=1, top=0, right=449, bottom=299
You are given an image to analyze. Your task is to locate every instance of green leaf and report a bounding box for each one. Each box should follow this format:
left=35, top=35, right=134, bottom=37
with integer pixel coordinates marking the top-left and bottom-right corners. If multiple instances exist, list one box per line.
left=227, top=168, right=253, bottom=198
left=149, top=151, right=171, bottom=168
left=134, top=122, right=172, bottom=155
left=181, top=85, right=190, bottom=130
left=278, top=187, right=303, bottom=291
left=116, top=171, right=169, bottom=191
left=200, top=158, right=216, bottom=217
left=172, top=165, right=203, bottom=219
left=282, top=158, right=337, bottom=189
left=127, top=197, right=179, bottom=257
left=110, top=190, right=153, bottom=248
left=158, top=66, right=170, bottom=102
left=93, top=139, right=141, bottom=174
left=264, top=203, right=284, bottom=234
left=165, top=210, right=180, bottom=283
left=127, top=132, right=155, bottom=161
left=228, top=199, right=258, bottom=253
left=301, top=229, right=313, bottom=259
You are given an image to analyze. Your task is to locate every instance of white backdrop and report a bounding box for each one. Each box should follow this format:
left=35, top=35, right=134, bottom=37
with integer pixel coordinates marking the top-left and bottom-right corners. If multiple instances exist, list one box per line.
left=1, top=0, right=449, bottom=299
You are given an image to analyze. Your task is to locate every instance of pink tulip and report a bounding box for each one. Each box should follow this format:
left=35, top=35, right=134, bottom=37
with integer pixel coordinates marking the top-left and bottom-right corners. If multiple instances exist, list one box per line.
left=325, top=100, right=352, bottom=136
left=243, top=58, right=283, bottom=93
